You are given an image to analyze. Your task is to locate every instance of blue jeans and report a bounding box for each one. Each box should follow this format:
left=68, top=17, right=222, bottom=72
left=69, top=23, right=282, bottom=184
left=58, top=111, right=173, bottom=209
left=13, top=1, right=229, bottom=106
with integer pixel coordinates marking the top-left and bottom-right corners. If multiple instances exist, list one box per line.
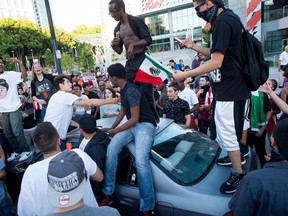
left=41, top=106, right=47, bottom=122
left=103, top=122, right=156, bottom=211
left=2, top=108, right=29, bottom=153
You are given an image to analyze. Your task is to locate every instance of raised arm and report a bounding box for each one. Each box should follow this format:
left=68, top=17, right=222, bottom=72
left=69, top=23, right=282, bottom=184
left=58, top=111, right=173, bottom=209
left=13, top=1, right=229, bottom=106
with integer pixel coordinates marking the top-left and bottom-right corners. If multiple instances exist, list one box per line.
left=259, top=83, right=288, bottom=114
left=7, top=58, right=27, bottom=78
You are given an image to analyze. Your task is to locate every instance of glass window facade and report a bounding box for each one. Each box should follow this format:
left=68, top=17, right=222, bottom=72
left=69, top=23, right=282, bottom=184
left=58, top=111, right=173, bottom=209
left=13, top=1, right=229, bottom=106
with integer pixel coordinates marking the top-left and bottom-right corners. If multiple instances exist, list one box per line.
left=149, top=38, right=171, bottom=53
left=145, top=13, right=169, bottom=36
left=171, top=7, right=202, bottom=33
left=262, top=0, right=288, bottom=54
left=143, top=5, right=205, bottom=53
left=266, top=28, right=288, bottom=54
left=263, top=1, right=288, bottom=22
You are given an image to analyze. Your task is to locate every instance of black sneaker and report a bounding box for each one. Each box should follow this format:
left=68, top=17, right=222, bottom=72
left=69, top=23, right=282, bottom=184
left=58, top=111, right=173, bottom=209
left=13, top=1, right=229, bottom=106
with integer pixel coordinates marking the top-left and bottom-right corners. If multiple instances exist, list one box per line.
left=97, top=193, right=113, bottom=207
left=240, top=144, right=250, bottom=157
left=217, top=154, right=246, bottom=166
left=241, top=148, right=250, bottom=157
left=220, top=171, right=246, bottom=194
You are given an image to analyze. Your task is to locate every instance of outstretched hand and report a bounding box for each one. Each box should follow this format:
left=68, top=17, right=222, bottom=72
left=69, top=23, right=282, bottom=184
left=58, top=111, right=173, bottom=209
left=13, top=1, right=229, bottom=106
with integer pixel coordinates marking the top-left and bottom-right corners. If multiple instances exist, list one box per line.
left=259, top=82, right=272, bottom=94
left=173, top=70, right=186, bottom=81
left=183, top=38, right=195, bottom=49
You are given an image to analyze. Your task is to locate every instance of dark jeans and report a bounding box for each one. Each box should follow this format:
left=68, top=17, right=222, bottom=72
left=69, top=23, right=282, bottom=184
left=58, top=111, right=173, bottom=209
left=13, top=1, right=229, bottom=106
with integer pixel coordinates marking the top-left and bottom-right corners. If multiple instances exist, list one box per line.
left=198, top=119, right=210, bottom=135
left=0, top=184, right=13, bottom=216
left=247, top=130, right=267, bottom=168
left=2, top=108, right=30, bottom=154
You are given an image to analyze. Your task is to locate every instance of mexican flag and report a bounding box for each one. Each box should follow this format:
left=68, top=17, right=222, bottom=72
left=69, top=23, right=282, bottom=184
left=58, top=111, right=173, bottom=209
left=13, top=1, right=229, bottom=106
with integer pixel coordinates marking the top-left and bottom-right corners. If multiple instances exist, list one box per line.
left=134, top=53, right=173, bottom=86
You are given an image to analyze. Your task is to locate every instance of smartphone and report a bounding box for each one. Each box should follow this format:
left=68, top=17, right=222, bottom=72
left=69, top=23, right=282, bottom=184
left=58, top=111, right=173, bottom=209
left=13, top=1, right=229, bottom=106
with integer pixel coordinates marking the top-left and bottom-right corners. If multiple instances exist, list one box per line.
left=174, top=37, right=183, bottom=44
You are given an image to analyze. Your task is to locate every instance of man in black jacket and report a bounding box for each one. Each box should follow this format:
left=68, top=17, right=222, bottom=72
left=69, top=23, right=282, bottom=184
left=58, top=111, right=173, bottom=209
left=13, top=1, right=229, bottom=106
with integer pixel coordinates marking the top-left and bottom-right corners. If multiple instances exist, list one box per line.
left=78, top=114, right=110, bottom=197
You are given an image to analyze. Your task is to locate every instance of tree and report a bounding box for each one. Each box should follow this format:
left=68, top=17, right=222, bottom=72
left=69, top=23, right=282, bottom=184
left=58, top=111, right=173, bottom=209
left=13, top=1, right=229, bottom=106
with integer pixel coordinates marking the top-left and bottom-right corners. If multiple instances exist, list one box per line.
left=0, top=18, right=50, bottom=61
left=44, top=49, right=55, bottom=67
left=76, top=43, right=94, bottom=71
left=70, top=25, right=101, bottom=38
left=42, top=27, right=75, bottom=51
left=61, top=52, right=74, bottom=72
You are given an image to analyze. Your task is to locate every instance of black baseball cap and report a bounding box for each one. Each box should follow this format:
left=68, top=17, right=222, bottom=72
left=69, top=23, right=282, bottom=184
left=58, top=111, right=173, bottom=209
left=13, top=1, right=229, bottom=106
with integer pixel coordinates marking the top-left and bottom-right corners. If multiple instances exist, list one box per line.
left=78, top=114, right=97, bottom=133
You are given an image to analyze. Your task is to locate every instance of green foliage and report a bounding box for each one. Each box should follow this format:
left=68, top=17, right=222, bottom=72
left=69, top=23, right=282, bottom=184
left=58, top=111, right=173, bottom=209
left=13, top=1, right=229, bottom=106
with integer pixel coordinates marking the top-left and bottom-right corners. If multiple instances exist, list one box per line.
left=2, top=54, right=17, bottom=71
left=70, top=25, right=101, bottom=38
left=61, top=53, right=74, bottom=71
left=42, top=27, right=75, bottom=50
left=76, top=43, right=95, bottom=71
left=44, top=49, right=55, bottom=67
left=0, top=18, right=50, bottom=61
left=202, top=29, right=210, bottom=48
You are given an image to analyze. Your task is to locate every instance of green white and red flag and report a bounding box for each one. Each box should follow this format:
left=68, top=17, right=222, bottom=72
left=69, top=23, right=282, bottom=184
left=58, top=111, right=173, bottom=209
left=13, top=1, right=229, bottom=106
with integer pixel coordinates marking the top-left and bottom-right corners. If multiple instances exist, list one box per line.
left=134, top=53, right=173, bottom=86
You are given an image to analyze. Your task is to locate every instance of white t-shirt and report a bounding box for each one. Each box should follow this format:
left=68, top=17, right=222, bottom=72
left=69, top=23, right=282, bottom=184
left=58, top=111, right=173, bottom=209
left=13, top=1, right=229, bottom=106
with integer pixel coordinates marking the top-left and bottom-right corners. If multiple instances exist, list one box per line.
left=178, top=87, right=199, bottom=110
left=17, top=149, right=98, bottom=216
left=44, top=91, right=79, bottom=140
left=0, top=71, right=22, bottom=112
left=79, top=137, right=91, bottom=151
left=73, top=94, right=91, bottom=116
left=279, top=51, right=288, bottom=65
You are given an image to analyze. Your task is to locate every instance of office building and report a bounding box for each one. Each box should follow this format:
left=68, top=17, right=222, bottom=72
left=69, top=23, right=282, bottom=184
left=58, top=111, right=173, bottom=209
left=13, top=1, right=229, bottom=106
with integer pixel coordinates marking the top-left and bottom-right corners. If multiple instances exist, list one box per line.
left=137, top=0, right=288, bottom=63
left=32, top=0, right=49, bottom=29
left=0, top=0, right=34, bottom=21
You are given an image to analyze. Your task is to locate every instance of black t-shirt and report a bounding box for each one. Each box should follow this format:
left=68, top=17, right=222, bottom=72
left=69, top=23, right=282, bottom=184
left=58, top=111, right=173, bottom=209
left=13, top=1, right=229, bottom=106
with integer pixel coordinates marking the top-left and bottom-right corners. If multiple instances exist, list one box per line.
left=84, top=91, right=99, bottom=117
left=210, top=9, right=250, bottom=101
left=31, top=74, right=54, bottom=104
left=121, top=82, right=156, bottom=127
left=85, top=91, right=99, bottom=99
left=163, top=97, right=190, bottom=124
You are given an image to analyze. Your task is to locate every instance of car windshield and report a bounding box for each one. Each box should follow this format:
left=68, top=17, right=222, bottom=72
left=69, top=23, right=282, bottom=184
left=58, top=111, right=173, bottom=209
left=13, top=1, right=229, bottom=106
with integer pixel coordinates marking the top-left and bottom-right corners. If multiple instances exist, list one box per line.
left=151, top=123, right=220, bottom=185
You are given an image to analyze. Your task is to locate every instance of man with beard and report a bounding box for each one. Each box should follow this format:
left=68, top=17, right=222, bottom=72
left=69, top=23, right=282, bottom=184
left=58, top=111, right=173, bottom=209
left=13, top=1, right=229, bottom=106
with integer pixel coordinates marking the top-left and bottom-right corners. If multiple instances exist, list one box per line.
left=173, top=0, right=250, bottom=194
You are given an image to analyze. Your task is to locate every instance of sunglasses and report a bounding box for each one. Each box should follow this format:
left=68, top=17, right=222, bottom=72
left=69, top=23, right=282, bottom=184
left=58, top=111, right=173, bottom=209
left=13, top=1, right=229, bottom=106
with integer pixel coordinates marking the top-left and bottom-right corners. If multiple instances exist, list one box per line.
left=194, top=2, right=206, bottom=12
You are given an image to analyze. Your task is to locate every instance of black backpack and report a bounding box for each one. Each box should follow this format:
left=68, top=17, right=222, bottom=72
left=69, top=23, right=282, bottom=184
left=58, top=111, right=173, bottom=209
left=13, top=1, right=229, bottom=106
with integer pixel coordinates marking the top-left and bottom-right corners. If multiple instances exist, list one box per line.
left=228, top=14, right=269, bottom=91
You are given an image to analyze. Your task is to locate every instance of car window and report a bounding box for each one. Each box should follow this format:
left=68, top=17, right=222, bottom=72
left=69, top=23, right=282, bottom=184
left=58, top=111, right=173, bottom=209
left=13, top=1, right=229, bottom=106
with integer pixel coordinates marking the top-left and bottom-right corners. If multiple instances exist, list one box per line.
left=151, top=123, right=220, bottom=185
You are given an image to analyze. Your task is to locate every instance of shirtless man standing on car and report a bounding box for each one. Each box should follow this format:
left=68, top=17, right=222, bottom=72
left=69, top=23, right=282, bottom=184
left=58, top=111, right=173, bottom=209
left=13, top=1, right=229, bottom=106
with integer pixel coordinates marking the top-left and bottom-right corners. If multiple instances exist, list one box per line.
left=108, top=0, right=159, bottom=122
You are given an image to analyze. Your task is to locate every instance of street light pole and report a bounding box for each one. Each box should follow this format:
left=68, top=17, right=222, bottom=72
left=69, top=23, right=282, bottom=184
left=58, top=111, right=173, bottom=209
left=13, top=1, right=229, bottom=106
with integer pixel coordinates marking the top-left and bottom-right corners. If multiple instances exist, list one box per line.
left=31, top=49, right=34, bottom=62
left=44, top=0, right=62, bottom=75
left=12, top=50, right=20, bottom=72
left=74, top=46, right=77, bottom=57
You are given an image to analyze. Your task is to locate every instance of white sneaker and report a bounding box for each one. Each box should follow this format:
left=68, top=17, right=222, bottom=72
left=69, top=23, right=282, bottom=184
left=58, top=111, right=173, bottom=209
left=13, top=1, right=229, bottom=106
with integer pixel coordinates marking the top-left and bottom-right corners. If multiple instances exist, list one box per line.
left=7, top=152, right=20, bottom=162
left=19, top=151, right=32, bottom=162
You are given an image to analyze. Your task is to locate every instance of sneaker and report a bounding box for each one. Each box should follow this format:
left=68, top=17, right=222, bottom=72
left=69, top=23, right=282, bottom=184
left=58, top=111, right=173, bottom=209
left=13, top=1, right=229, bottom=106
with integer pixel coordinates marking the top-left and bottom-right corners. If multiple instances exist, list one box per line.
left=18, top=151, right=32, bottom=162
left=240, top=144, right=250, bottom=157
left=140, top=210, right=158, bottom=216
left=220, top=171, right=246, bottom=194
left=7, top=152, right=19, bottom=162
left=97, top=193, right=113, bottom=207
left=217, top=154, right=246, bottom=166
left=242, top=149, right=250, bottom=157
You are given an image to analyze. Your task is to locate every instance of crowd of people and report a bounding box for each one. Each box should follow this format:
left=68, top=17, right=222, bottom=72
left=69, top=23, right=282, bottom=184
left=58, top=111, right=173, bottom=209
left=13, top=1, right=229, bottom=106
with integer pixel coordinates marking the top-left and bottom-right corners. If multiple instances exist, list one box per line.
left=0, top=0, right=288, bottom=215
